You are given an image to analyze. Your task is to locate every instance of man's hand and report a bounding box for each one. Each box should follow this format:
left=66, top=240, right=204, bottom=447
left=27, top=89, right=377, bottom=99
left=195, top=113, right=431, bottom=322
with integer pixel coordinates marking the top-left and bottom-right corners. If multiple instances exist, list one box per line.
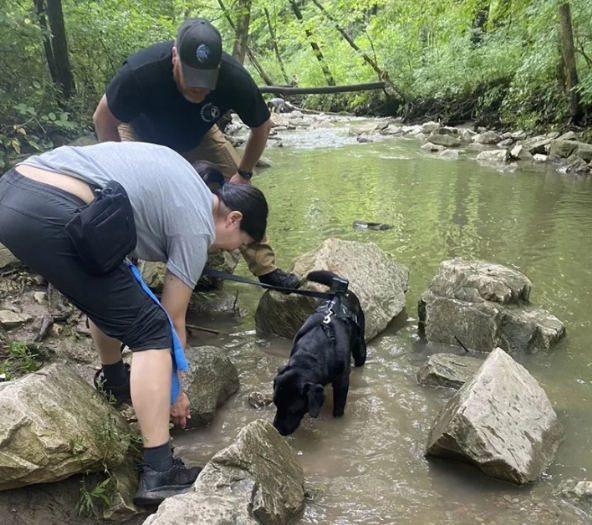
left=170, top=391, right=191, bottom=429
left=229, top=172, right=252, bottom=186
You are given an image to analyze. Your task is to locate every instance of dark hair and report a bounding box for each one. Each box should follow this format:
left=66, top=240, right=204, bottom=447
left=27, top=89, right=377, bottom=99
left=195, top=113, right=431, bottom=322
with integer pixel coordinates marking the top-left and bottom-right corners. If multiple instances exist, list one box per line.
left=217, top=183, right=268, bottom=243
left=194, top=160, right=226, bottom=192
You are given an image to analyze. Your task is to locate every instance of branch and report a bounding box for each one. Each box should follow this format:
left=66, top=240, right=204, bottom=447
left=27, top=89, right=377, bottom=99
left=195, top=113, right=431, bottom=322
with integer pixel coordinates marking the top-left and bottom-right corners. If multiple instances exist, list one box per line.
left=259, top=81, right=385, bottom=95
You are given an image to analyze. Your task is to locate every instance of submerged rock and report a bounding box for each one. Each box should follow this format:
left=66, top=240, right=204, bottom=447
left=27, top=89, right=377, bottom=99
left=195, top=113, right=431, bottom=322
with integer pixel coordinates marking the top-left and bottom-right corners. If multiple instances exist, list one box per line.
left=421, top=142, right=446, bottom=153
left=143, top=420, right=305, bottom=525
left=439, top=149, right=460, bottom=159
left=426, top=348, right=565, bottom=484
left=418, top=259, right=565, bottom=353
left=557, top=480, right=592, bottom=517
left=248, top=391, right=274, bottom=409
left=183, top=346, right=239, bottom=428
left=417, top=353, right=483, bottom=389
left=0, top=363, right=130, bottom=491
left=560, top=155, right=590, bottom=174
left=256, top=238, right=409, bottom=342
left=353, top=219, right=393, bottom=231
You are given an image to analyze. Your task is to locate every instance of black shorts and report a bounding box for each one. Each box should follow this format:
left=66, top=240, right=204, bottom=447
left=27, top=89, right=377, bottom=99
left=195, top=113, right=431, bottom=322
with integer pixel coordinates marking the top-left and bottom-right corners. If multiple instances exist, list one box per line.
left=0, top=168, right=171, bottom=351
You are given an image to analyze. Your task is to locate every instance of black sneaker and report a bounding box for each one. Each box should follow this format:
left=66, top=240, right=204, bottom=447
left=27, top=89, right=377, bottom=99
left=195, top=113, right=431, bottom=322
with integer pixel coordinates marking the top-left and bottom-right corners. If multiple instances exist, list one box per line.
left=133, top=458, right=202, bottom=507
left=93, top=363, right=131, bottom=407
left=259, top=269, right=300, bottom=290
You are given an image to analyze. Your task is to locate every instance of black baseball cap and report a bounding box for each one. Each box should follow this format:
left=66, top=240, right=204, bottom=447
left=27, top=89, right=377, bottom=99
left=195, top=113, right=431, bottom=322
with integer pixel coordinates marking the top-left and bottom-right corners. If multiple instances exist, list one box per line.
left=176, top=18, right=222, bottom=90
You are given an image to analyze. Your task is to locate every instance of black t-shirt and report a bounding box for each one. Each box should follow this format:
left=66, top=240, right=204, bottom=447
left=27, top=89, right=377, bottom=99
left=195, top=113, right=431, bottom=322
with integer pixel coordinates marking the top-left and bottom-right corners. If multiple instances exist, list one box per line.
left=105, top=41, right=270, bottom=152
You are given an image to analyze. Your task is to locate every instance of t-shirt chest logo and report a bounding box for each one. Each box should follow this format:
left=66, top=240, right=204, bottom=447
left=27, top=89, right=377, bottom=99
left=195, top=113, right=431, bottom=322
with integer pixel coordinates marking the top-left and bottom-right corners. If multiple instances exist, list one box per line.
left=201, top=103, right=220, bottom=123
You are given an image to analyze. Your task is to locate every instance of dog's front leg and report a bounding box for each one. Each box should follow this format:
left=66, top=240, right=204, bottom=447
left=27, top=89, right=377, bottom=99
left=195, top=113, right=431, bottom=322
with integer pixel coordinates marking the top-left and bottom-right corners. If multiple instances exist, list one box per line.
left=332, top=373, right=349, bottom=417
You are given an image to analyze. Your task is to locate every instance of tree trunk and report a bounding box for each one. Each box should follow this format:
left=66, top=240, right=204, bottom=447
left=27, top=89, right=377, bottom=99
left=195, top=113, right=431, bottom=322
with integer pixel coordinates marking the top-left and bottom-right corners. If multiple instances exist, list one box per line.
left=471, top=4, right=489, bottom=45
left=33, top=0, right=59, bottom=88
left=559, top=3, right=581, bottom=120
left=288, top=0, right=336, bottom=86
left=231, top=0, right=252, bottom=65
left=217, top=0, right=274, bottom=85
left=309, top=0, right=409, bottom=101
left=45, top=0, right=75, bottom=99
left=264, top=8, right=291, bottom=85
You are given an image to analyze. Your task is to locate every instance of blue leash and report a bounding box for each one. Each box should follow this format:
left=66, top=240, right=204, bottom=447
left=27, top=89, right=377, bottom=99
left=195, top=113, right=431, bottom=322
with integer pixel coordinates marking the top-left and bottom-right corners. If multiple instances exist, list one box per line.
left=128, top=262, right=188, bottom=405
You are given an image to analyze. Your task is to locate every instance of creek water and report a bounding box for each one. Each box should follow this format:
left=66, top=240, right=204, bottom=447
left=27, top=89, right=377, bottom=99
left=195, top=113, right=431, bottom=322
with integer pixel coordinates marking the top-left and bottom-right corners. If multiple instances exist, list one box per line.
left=177, top=121, right=592, bottom=524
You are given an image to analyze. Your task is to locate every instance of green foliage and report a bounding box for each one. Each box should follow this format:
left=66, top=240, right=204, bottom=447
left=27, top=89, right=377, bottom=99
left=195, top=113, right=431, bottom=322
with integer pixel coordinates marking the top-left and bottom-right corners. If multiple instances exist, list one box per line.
left=0, top=341, right=42, bottom=380
left=1, top=0, right=591, bottom=145
left=75, top=476, right=114, bottom=519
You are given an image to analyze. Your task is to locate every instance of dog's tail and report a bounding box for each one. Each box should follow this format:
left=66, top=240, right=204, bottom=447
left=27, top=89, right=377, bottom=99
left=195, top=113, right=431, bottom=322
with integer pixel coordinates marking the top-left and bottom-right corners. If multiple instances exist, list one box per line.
left=306, top=270, right=343, bottom=288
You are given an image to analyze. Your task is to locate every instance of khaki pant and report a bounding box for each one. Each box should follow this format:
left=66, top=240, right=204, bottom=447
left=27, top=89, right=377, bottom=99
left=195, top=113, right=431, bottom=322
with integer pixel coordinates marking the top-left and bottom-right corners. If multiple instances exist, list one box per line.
left=119, top=123, right=276, bottom=276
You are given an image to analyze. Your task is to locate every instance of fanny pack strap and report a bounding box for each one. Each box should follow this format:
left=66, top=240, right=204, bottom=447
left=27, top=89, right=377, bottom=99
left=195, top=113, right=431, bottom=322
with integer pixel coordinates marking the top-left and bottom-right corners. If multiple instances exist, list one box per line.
left=128, top=262, right=187, bottom=405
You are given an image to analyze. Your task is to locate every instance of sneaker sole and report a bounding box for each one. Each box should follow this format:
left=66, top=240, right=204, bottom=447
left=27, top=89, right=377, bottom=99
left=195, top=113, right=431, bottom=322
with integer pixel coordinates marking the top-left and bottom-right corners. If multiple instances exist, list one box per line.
left=133, top=484, right=194, bottom=507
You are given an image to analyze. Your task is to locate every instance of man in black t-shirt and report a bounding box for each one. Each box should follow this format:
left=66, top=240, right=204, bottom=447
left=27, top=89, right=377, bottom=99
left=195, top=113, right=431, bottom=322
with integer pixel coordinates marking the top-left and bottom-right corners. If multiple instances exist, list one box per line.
left=93, top=18, right=298, bottom=289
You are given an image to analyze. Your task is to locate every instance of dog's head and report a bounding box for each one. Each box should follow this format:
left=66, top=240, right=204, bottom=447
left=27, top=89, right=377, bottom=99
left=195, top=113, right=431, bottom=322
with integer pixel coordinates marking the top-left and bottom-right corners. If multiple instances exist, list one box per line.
left=272, top=364, right=325, bottom=436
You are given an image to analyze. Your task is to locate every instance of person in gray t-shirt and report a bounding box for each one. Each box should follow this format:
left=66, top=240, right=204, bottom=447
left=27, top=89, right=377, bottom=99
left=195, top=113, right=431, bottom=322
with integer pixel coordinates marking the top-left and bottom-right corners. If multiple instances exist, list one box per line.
left=0, top=142, right=268, bottom=506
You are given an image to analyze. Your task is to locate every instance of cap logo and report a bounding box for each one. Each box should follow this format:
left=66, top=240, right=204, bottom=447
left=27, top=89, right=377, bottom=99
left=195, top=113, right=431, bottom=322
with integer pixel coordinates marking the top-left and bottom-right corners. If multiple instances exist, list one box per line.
left=196, top=44, right=211, bottom=63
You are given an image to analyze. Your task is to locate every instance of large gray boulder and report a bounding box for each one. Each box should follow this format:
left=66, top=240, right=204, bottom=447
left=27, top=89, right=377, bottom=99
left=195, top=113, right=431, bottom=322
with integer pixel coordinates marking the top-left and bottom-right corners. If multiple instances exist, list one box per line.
left=139, top=250, right=240, bottom=294
left=549, top=139, right=592, bottom=162
left=416, top=353, right=483, bottom=390
left=418, top=259, right=565, bottom=353
left=427, top=133, right=461, bottom=148
left=426, top=348, right=565, bottom=484
left=0, top=243, right=19, bottom=270
left=255, top=239, right=409, bottom=341
left=0, top=363, right=130, bottom=491
left=476, top=149, right=510, bottom=164
left=522, top=133, right=560, bottom=155
left=183, top=346, right=239, bottom=428
left=421, top=121, right=441, bottom=134
left=473, top=131, right=502, bottom=145
left=143, top=420, right=305, bottom=525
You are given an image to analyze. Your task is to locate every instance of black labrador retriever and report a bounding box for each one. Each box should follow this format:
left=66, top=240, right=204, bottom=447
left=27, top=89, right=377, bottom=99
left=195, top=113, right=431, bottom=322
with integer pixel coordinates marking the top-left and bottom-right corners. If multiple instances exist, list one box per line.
left=272, top=270, right=367, bottom=436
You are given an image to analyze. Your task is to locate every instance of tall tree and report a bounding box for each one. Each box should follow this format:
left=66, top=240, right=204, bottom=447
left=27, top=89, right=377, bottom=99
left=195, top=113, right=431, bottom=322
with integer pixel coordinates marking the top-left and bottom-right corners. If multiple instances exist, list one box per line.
left=45, top=0, right=75, bottom=100
left=217, top=0, right=274, bottom=84
left=264, top=7, right=291, bottom=85
left=559, top=2, right=581, bottom=120
left=310, top=0, right=409, bottom=101
left=288, top=0, right=336, bottom=86
left=232, top=0, right=252, bottom=65
left=34, top=0, right=59, bottom=88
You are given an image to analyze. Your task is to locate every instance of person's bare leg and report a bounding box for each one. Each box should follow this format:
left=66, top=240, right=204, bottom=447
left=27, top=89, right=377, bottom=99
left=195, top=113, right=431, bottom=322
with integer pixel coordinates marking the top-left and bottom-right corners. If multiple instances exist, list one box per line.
left=89, top=320, right=122, bottom=365
left=131, top=349, right=172, bottom=447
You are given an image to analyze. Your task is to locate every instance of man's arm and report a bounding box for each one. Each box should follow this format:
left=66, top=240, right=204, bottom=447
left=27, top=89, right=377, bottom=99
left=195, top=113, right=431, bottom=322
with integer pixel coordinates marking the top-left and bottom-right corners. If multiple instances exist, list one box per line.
left=229, top=118, right=271, bottom=185
left=93, top=95, right=124, bottom=143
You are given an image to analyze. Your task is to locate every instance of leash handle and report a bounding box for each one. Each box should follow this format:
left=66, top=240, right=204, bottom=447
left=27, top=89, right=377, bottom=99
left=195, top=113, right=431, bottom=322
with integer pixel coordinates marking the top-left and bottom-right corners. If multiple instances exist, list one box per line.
left=202, top=268, right=337, bottom=300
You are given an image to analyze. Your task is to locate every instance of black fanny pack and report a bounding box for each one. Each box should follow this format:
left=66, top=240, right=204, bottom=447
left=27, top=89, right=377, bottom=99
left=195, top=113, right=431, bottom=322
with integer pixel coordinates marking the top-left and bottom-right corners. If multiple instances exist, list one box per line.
left=65, top=181, right=137, bottom=275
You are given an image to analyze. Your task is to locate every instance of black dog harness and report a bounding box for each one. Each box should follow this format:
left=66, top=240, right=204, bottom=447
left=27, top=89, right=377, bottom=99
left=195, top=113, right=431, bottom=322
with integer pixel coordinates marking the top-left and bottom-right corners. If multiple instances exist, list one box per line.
left=317, top=295, right=359, bottom=344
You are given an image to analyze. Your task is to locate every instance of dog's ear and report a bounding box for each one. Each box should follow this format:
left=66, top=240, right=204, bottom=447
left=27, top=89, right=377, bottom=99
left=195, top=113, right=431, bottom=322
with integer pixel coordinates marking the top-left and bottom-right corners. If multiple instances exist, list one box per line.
left=303, top=383, right=325, bottom=418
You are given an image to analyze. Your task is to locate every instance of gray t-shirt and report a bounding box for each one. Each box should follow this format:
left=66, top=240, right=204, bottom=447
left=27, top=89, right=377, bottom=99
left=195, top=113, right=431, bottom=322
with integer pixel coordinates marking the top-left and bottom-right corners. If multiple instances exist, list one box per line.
left=19, top=142, right=215, bottom=289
